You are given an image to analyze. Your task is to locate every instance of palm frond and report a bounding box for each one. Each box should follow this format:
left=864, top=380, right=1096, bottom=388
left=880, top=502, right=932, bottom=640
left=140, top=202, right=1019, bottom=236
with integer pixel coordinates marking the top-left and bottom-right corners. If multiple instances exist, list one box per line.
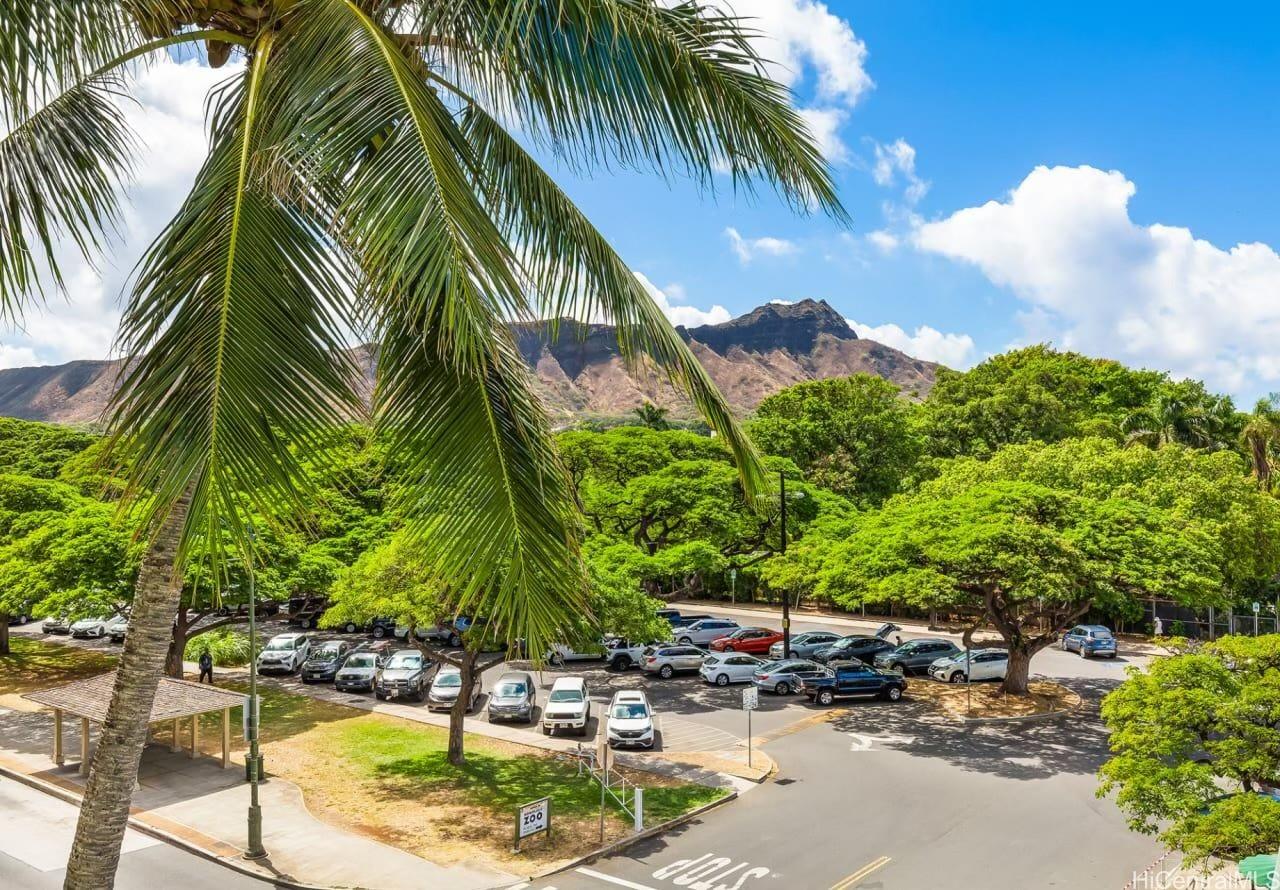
left=409, top=0, right=846, bottom=218
left=377, top=307, right=588, bottom=656
left=461, top=104, right=766, bottom=499
left=107, top=32, right=362, bottom=565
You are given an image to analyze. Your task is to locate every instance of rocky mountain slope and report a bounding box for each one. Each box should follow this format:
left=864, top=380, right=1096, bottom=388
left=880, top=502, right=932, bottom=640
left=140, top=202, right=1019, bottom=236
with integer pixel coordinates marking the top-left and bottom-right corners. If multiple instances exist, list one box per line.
left=0, top=299, right=938, bottom=426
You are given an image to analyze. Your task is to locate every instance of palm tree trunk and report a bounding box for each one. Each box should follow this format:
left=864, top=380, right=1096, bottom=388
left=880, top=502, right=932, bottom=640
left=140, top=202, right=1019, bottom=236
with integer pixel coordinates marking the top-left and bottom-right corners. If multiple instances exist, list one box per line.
left=64, top=491, right=191, bottom=890
left=0, top=615, right=9, bottom=656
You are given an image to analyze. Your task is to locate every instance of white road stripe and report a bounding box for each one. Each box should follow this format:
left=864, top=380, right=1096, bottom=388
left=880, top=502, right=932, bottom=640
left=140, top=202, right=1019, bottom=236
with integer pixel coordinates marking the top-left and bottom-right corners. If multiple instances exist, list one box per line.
left=575, top=866, right=659, bottom=889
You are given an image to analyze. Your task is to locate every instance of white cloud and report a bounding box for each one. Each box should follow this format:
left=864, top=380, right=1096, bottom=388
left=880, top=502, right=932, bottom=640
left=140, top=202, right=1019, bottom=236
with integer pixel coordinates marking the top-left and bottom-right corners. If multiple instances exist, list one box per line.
left=768, top=299, right=796, bottom=306
left=866, top=230, right=900, bottom=253
left=913, top=164, right=1280, bottom=396
left=797, top=107, right=849, bottom=165
left=634, top=272, right=731, bottom=328
left=0, top=55, right=236, bottom=366
left=724, top=227, right=799, bottom=264
left=846, top=318, right=976, bottom=368
left=871, top=138, right=929, bottom=204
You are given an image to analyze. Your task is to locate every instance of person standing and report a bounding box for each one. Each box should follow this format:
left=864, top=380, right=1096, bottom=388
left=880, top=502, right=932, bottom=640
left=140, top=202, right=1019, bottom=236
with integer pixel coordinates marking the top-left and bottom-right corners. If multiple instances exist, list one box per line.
left=198, top=648, right=214, bottom=684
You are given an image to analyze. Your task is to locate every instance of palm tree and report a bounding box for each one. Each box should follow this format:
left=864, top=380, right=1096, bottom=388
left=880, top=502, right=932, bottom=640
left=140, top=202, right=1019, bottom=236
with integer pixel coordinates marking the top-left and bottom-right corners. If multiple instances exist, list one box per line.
left=633, top=401, right=671, bottom=430
left=1240, top=396, right=1280, bottom=490
left=1121, top=393, right=1210, bottom=449
left=1, top=3, right=843, bottom=886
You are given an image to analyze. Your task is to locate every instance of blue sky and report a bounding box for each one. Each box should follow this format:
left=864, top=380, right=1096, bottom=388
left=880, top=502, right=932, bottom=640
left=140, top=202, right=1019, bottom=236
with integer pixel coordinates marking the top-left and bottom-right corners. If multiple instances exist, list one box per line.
left=6, top=1, right=1280, bottom=402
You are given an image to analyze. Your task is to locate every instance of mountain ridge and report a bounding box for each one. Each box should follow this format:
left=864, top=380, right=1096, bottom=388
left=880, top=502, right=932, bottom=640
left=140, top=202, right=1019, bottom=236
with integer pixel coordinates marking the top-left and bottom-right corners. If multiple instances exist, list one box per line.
left=0, top=299, right=938, bottom=425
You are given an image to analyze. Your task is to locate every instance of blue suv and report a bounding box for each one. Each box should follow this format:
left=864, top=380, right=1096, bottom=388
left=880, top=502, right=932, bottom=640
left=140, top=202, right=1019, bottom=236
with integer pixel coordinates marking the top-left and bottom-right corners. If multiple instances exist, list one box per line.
left=1061, top=625, right=1117, bottom=658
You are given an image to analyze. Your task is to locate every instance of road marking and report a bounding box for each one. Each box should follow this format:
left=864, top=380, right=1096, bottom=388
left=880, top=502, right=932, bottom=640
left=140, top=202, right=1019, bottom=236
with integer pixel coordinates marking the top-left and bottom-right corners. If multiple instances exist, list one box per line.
left=830, top=856, right=892, bottom=890
left=846, top=732, right=916, bottom=752
left=576, top=867, right=658, bottom=889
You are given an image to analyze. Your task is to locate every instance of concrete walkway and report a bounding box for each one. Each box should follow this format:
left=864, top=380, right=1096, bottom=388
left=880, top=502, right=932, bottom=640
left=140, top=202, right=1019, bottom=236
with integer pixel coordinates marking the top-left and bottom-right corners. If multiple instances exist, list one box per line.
left=0, top=695, right=512, bottom=889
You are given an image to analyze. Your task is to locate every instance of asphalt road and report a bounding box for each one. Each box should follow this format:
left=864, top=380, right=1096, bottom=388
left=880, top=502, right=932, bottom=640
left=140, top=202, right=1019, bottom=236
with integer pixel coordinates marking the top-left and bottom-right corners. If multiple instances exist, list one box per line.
left=0, top=777, right=276, bottom=890
left=507, top=683, right=1163, bottom=890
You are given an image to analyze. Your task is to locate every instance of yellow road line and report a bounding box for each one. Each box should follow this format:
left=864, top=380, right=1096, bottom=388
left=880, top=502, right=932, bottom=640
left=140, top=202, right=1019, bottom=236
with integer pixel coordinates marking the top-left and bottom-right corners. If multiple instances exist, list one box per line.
left=830, top=856, right=892, bottom=890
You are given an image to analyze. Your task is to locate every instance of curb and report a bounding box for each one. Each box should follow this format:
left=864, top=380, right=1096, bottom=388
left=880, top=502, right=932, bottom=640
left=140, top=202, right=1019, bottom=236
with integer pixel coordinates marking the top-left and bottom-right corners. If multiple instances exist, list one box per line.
left=527, top=789, right=738, bottom=882
left=0, top=763, right=326, bottom=890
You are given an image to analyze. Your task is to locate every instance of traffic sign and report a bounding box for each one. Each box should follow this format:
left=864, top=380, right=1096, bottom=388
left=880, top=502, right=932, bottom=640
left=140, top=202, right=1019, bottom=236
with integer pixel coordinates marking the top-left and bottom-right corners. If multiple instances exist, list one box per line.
left=742, top=686, right=758, bottom=711
left=515, top=796, right=550, bottom=850
left=1254, top=602, right=1262, bottom=613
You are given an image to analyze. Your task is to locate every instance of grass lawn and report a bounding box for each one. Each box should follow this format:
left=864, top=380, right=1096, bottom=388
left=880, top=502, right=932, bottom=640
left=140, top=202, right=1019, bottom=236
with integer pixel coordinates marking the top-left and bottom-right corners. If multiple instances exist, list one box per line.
left=0, top=637, right=116, bottom=696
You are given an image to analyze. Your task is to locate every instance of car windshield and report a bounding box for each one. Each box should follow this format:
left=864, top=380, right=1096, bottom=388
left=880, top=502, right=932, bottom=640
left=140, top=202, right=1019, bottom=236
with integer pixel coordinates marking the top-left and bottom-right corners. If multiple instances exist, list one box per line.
left=549, top=689, right=583, bottom=703
left=387, top=653, right=421, bottom=669
left=435, top=672, right=461, bottom=688
left=264, top=638, right=295, bottom=651
left=611, top=703, right=648, bottom=719
left=495, top=681, right=526, bottom=696
left=345, top=654, right=375, bottom=668
left=314, top=646, right=342, bottom=660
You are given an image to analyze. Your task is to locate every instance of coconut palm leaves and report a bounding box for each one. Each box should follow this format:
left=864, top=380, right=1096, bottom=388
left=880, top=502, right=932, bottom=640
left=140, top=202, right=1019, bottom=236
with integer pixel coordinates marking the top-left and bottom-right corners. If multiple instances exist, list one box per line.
left=1240, top=397, right=1280, bottom=490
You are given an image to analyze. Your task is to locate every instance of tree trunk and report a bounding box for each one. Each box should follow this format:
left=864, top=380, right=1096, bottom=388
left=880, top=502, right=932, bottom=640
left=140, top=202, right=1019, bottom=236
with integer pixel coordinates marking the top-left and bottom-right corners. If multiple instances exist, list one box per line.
left=64, top=491, right=190, bottom=890
left=164, top=607, right=193, bottom=679
left=447, top=649, right=477, bottom=767
left=0, top=615, right=9, bottom=656
left=1002, top=645, right=1033, bottom=695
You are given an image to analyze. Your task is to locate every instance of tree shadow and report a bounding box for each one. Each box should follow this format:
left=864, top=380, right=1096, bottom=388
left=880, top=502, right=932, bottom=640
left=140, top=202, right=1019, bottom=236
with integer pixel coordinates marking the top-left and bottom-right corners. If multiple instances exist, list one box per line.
left=823, top=676, right=1122, bottom=780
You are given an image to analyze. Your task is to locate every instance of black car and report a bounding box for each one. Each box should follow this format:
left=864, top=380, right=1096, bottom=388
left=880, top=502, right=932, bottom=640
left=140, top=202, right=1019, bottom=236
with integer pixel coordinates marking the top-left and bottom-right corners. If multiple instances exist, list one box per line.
left=813, top=635, right=896, bottom=665
left=301, top=640, right=354, bottom=683
left=873, top=638, right=962, bottom=675
left=368, top=617, right=398, bottom=640
left=801, top=663, right=907, bottom=706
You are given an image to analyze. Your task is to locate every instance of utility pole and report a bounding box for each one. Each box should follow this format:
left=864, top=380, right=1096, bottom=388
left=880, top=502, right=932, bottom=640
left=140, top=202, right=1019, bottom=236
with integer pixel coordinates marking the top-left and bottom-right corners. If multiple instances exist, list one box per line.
left=779, top=471, right=791, bottom=657
left=245, top=531, right=266, bottom=860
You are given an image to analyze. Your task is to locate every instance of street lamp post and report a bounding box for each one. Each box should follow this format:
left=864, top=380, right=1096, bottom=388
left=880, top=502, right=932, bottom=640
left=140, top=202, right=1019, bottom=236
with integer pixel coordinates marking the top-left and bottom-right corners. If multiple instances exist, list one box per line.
left=244, top=533, right=266, bottom=860
left=779, top=472, right=791, bottom=657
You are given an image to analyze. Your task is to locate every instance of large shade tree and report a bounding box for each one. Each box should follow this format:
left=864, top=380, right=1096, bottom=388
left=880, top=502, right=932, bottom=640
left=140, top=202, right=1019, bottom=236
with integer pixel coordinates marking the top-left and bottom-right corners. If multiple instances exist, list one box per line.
left=1, top=3, right=842, bottom=887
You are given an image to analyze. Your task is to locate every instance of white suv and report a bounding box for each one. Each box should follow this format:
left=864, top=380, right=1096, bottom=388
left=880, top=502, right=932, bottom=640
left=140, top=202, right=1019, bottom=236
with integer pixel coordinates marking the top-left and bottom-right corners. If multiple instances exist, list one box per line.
left=542, top=677, right=591, bottom=737
left=606, top=690, right=654, bottom=749
left=257, top=633, right=311, bottom=674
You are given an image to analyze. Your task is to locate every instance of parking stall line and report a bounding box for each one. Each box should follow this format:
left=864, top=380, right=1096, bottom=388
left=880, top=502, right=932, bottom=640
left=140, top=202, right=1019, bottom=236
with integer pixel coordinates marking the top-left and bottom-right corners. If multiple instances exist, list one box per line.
left=575, top=867, right=658, bottom=889
left=830, top=856, right=892, bottom=890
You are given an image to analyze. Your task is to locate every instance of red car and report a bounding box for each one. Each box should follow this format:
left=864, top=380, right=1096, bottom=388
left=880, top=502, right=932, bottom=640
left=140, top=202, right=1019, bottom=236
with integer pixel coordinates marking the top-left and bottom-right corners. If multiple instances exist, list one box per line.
left=709, top=627, right=784, bottom=654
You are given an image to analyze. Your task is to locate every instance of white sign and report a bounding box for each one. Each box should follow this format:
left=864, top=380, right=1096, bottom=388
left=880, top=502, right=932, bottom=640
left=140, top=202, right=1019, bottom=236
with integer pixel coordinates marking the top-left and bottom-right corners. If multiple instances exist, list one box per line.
left=1254, top=602, right=1262, bottom=613
left=241, top=695, right=260, bottom=740
left=741, top=687, right=758, bottom=711
left=517, top=797, right=550, bottom=840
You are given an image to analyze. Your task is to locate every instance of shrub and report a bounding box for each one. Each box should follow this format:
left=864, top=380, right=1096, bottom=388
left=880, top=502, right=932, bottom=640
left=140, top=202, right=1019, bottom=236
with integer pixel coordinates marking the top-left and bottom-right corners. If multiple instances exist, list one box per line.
left=185, top=628, right=252, bottom=667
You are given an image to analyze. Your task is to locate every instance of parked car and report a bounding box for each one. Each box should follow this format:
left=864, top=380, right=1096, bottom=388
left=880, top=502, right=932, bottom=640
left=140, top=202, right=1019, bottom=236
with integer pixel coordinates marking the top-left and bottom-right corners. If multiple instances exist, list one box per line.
left=487, top=671, right=536, bottom=722
left=256, top=633, right=311, bottom=674
left=801, top=662, right=908, bottom=705
left=767, top=630, right=841, bottom=660
left=71, top=615, right=128, bottom=639
left=709, top=627, right=784, bottom=655
left=603, top=637, right=663, bottom=672
left=334, top=649, right=382, bottom=691
left=699, top=652, right=764, bottom=686
left=641, top=644, right=704, bottom=679
left=668, top=613, right=714, bottom=629
left=675, top=618, right=740, bottom=647
left=285, top=596, right=328, bottom=629
left=547, top=642, right=604, bottom=665
left=752, top=659, right=829, bottom=695
left=41, top=615, right=70, bottom=635
left=6, top=604, right=32, bottom=626
left=929, top=648, right=1010, bottom=683
left=812, top=635, right=897, bottom=665
left=606, top=690, right=654, bottom=749
left=427, top=665, right=481, bottom=712
left=368, top=617, right=398, bottom=640
left=301, top=640, right=353, bottom=683
left=375, top=649, right=431, bottom=701
left=656, top=608, right=682, bottom=623
left=873, top=638, right=962, bottom=675
left=108, top=622, right=128, bottom=644
left=1061, top=624, right=1117, bottom=658
left=542, top=677, right=591, bottom=736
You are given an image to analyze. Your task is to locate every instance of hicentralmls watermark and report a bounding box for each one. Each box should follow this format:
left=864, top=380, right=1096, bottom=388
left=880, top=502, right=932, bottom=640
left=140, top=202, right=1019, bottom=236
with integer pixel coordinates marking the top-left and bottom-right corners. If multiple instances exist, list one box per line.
left=1129, top=867, right=1267, bottom=889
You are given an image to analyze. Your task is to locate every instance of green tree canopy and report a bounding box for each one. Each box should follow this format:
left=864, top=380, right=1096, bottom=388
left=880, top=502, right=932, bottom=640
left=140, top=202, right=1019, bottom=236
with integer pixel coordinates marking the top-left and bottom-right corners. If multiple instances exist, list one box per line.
left=749, top=374, right=921, bottom=505
left=1098, top=635, right=1280, bottom=865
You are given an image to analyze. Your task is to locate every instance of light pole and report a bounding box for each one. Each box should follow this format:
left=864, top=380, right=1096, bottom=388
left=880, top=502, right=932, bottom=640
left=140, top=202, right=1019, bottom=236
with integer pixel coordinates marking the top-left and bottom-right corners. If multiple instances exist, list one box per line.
left=777, top=472, right=805, bottom=657
left=244, top=531, right=266, bottom=860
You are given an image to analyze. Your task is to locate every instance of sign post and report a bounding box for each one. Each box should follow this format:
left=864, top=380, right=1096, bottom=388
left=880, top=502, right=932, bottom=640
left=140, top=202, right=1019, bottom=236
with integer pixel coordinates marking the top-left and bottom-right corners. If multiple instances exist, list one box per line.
left=1255, top=602, right=1262, bottom=636
left=742, top=686, right=759, bottom=768
left=514, top=797, right=551, bottom=853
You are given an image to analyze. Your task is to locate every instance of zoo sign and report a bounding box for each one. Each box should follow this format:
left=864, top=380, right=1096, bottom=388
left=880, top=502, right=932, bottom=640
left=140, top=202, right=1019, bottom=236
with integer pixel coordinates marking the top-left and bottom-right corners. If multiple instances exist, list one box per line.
left=514, top=796, right=551, bottom=851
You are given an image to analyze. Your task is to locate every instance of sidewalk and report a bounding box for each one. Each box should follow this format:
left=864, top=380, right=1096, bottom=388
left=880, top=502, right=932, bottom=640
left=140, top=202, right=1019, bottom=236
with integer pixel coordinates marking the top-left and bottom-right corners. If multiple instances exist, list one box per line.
left=670, top=599, right=1170, bottom=658
left=0, top=694, right=513, bottom=889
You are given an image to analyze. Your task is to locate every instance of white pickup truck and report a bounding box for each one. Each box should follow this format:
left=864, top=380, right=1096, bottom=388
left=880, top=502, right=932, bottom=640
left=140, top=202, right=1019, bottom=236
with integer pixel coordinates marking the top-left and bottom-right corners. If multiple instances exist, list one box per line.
left=603, top=637, right=666, bottom=671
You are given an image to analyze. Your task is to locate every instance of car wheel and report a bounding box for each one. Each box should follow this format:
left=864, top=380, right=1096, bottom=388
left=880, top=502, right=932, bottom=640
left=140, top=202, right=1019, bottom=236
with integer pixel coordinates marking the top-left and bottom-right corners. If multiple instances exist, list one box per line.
left=659, top=664, right=674, bottom=679
left=817, top=690, right=834, bottom=706
left=723, top=644, right=736, bottom=653
left=892, top=662, right=906, bottom=674
left=372, top=626, right=386, bottom=639
left=950, top=672, right=965, bottom=684
left=788, top=650, right=799, bottom=659
left=774, top=681, right=790, bottom=695
left=542, top=725, right=550, bottom=735
left=886, top=686, right=903, bottom=702
left=715, top=674, right=729, bottom=687
left=1061, top=638, right=1069, bottom=651
left=449, top=633, right=462, bottom=648
left=678, top=637, right=693, bottom=645
left=344, top=622, right=358, bottom=634
left=611, top=655, right=631, bottom=671
left=549, top=652, right=564, bottom=667
left=1079, top=647, right=1089, bottom=659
